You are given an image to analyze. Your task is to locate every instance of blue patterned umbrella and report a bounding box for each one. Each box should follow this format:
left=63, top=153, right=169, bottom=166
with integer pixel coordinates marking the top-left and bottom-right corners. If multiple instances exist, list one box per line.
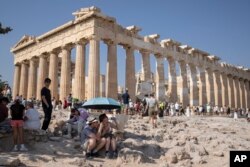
left=82, top=97, right=121, bottom=109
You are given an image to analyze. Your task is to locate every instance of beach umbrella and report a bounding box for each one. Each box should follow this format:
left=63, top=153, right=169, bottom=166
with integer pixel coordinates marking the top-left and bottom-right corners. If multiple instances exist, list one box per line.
left=82, top=97, right=121, bottom=110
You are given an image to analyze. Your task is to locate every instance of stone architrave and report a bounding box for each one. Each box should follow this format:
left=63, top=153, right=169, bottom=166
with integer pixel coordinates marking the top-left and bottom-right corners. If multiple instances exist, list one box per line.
left=228, top=75, right=235, bottom=108
left=205, top=69, right=215, bottom=106
left=189, top=64, right=199, bottom=106
left=140, top=50, right=151, bottom=82
left=12, top=64, right=21, bottom=98
left=178, top=60, right=189, bottom=107
left=125, top=46, right=136, bottom=102
left=74, top=40, right=87, bottom=101
left=49, top=50, right=59, bottom=100
left=88, top=36, right=100, bottom=99
left=60, top=45, right=72, bottom=101
left=37, top=54, right=48, bottom=100
left=198, top=67, right=207, bottom=106
left=221, top=73, right=229, bottom=107
left=27, top=58, right=37, bottom=99
left=213, top=71, right=222, bottom=107
left=105, top=40, right=118, bottom=99
left=19, top=62, right=28, bottom=98
left=167, top=57, right=177, bottom=103
left=239, top=79, right=246, bottom=108
left=233, top=77, right=240, bottom=108
left=155, top=55, right=165, bottom=101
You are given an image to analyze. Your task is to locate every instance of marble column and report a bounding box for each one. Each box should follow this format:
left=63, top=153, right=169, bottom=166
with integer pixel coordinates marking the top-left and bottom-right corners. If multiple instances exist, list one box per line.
left=100, top=75, right=106, bottom=97
left=105, top=40, right=118, bottom=99
left=167, top=57, right=177, bottom=103
left=206, top=69, right=215, bottom=106
left=49, top=50, right=59, bottom=100
left=125, top=46, right=136, bottom=102
left=155, top=55, right=165, bottom=101
left=228, top=75, right=235, bottom=108
left=178, top=60, right=189, bottom=107
left=88, top=36, right=100, bottom=99
left=189, top=64, right=199, bottom=106
left=239, top=79, right=246, bottom=109
left=198, top=67, right=207, bottom=106
left=74, top=41, right=87, bottom=101
left=233, top=77, right=240, bottom=108
left=19, top=62, right=28, bottom=98
left=245, top=81, right=250, bottom=109
left=221, top=73, right=229, bottom=107
left=60, top=46, right=72, bottom=101
left=213, top=71, right=222, bottom=107
left=12, top=64, right=21, bottom=99
left=37, top=55, right=48, bottom=100
left=27, top=59, right=37, bottom=99
left=140, top=50, right=151, bottom=81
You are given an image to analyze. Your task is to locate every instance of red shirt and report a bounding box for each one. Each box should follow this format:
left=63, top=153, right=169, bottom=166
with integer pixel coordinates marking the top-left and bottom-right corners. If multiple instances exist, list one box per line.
left=0, top=103, right=8, bottom=122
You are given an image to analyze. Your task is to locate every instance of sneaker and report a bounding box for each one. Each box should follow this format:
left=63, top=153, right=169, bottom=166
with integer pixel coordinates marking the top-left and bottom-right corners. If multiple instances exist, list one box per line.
left=20, top=145, right=28, bottom=151
left=63, top=134, right=72, bottom=139
left=105, top=151, right=112, bottom=159
left=73, top=136, right=80, bottom=141
left=12, top=145, right=18, bottom=152
left=85, top=152, right=93, bottom=159
left=39, top=129, right=48, bottom=135
left=113, top=151, right=118, bottom=158
left=91, top=152, right=100, bottom=157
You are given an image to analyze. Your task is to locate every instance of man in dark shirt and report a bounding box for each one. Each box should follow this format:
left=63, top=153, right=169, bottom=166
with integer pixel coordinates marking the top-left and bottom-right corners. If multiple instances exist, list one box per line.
left=41, top=78, right=52, bottom=131
left=122, top=89, right=130, bottom=115
left=0, top=97, right=9, bottom=123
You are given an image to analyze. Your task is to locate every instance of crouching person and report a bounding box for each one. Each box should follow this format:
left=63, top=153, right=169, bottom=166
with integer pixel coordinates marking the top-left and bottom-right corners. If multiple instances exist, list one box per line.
left=24, top=102, right=41, bottom=130
left=81, top=116, right=106, bottom=159
left=64, top=108, right=80, bottom=139
left=98, top=113, right=118, bottom=159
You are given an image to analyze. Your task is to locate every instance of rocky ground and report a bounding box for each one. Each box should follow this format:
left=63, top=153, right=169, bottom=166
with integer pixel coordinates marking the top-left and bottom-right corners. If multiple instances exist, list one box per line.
left=0, top=109, right=250, bottom=167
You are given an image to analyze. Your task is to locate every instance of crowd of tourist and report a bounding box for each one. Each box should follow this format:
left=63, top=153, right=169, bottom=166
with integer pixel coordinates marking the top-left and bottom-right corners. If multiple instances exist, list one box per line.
left=1, top=78, right=250, bottom=158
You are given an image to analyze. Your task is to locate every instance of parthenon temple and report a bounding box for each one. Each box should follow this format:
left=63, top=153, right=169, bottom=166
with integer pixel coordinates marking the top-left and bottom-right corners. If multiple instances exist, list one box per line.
left=11, top=6, right=250, bottom=109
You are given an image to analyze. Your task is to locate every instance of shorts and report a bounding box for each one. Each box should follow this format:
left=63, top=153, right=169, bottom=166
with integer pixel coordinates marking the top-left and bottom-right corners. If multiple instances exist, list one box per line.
left=11, top=120, right=24, bottom=127
left=149, top=107, right=157, bottom=117
left=103, top=133, right=114, bottom=139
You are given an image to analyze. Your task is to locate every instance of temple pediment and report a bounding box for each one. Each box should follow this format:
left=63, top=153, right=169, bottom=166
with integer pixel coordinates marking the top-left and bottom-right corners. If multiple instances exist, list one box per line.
left=12, top=35, right=36, bottom=49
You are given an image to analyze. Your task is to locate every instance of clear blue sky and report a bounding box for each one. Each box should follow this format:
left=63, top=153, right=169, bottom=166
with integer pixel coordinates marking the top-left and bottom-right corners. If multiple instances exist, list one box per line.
left=1, top=0, right=250, bottom=88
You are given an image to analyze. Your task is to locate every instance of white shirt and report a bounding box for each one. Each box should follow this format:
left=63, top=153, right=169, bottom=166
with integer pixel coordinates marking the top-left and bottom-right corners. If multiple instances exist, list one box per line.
left=24, top=108, right=41, bottom=130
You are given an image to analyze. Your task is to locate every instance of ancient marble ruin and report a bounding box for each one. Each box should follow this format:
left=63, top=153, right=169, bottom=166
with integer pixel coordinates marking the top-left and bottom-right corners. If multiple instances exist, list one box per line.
left=11, top=6, right=250, bottom=109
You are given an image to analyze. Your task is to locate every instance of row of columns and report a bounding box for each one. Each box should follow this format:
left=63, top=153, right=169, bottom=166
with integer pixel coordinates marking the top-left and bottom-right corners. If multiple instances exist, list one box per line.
left=13, top=38, right=250, bottom=109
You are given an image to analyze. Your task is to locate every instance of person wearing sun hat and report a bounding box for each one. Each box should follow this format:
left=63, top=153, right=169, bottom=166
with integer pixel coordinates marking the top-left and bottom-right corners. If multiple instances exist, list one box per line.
left=80, top=116, right=106, bottom=158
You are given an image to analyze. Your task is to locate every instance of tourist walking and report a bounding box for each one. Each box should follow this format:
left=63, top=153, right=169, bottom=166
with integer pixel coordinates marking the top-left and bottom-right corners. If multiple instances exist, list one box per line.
left=122, top=89, right=130, bottom=115
left=147, top=94, right=158, bottom=128
left=41, top=78, right=52, bottom=132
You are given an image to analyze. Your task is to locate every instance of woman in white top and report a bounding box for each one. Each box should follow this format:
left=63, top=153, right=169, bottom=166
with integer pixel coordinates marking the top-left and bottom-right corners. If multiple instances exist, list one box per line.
left=24, top=102, right=41, bottom=130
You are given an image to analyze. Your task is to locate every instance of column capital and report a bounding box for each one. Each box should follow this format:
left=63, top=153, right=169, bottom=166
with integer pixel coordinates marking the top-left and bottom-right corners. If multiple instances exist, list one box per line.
left=21, top=60, right=29, bottom=65
left=139, top=49, right=151, bottom=55
left=103, top=39, right=116, bottom=46
left=75, top=38, right=88, bottom=46
left=49, top=48, right=61, bottom=55
left=86, top=35, right=101, bottom=41
left=154, top=54, right=163, bottom=59
left=14, top=62, right=21, bottom=66
left=122, top=44, right=134, bottom=50
left=61, top=43, right=73, bottom=51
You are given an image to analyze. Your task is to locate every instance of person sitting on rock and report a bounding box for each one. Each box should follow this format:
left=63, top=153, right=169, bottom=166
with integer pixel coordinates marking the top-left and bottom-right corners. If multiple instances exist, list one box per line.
left=64, top=108, right=89, bottom=140
left=0, top=97, right=11, bottom=133
left=81, top=116, right=106, bottom=158
left=98, top=113, right=118, bottom=159
left=23, top=101, right=41, bottom=130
